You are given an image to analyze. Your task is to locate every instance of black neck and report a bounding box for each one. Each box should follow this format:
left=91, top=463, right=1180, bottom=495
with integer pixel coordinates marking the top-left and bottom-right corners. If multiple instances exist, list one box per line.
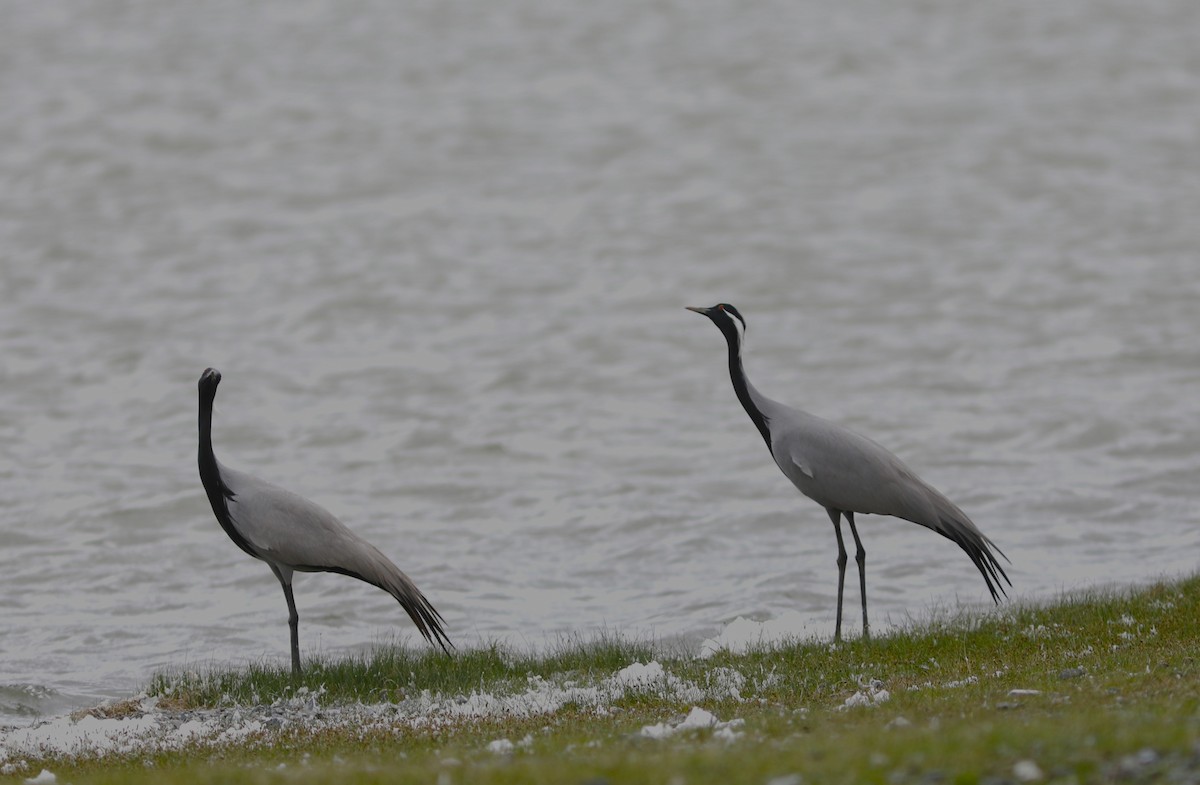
left=198, top=389, right=222, bottom=499
left=726, top=334, right=773, bottom=454
left=198, top=388, right=257, bottom=558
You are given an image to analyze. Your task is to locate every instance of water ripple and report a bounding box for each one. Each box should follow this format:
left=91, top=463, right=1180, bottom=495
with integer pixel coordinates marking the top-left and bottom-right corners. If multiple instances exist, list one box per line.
left=2, top=0, right=1199, bottom=724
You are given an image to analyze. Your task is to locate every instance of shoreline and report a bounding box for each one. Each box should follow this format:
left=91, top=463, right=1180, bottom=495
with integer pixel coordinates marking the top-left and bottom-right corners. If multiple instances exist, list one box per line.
left=4, top=576, right=1200, bottom=782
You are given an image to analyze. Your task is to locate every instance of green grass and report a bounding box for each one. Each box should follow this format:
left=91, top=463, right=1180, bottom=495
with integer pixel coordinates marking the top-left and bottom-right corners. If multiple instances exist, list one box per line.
left=8, top=577, right=1200, bottom=784
left=148, top=630, right=660, bottom=710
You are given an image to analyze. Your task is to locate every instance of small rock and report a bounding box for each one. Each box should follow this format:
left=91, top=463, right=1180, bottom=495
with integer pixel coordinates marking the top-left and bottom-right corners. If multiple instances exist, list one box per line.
left=24, top=771, right=57, bottom=785
left=1013, top=759, right=1043, bottom=782
left=765, top=776, right=802, bottom=785
left=886, top=716, right=912, bottom=729
left=1058, top=667, right=1085, bottom=680
left=1007, top=689, right=1041, bottom=696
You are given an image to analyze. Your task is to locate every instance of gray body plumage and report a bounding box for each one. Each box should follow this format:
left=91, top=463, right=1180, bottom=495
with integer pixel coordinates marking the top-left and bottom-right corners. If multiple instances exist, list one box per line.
left=197, top=368, right=450, bottom=674
left=688, top=304, right=1009, bottom=640
left=220, top=464, right=448, bottom=630
left=755, top=381, right=1003, bottom=570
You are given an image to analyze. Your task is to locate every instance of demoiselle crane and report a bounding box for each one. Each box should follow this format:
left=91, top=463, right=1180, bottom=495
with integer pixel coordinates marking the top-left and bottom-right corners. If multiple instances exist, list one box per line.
left=197, top=367, right=451, bottom=674
left=687, top=304, right=1010, bottom=641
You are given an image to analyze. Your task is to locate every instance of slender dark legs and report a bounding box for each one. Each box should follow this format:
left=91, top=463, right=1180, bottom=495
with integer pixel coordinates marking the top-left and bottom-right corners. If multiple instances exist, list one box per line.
left=283, top=583, right=300, bottom=675
left=271, top=565, right=302, bottom=676
left=827, top=508, right=869, bottom=643
left=827, top=508, right=848, bottom=642
left=846, top=511, right=869, bottom=640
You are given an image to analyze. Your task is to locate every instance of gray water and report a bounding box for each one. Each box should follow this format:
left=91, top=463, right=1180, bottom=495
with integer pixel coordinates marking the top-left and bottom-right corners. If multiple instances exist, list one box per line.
left=2, top=0, right=1199, bottom=724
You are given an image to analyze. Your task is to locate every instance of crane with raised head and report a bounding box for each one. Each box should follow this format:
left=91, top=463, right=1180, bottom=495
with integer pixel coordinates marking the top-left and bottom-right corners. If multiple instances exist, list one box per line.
left=687, top=304, right=1010, bottom=642
left=197, top=367, right=451, bottom=674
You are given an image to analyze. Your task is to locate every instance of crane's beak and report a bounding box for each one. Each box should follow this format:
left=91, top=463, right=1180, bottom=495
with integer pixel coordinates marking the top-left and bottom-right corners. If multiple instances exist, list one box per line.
left=685, top=306, right=710, bottom=315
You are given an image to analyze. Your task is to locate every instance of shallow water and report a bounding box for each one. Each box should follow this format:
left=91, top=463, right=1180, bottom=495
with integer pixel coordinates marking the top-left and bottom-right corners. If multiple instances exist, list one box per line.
left=2, top=0, right=1199, bottom=723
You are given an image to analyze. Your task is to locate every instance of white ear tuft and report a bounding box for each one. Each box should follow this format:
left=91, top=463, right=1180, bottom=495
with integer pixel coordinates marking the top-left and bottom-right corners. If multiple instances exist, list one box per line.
left=722, top=307, right=746, bottom=344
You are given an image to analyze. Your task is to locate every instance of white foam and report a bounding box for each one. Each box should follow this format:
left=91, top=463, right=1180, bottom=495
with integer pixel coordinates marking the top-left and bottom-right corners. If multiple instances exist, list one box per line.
left=611, top=661, right=665, bottom=688
left=0, top=659, right=733, bottom=765
left=215, top=720, right=263, bottom=745
left=609, top=662, right=704, bottom=703
left=707, top=667, right=746, bottom=701
left=943, top=675, right=979, bottom=689
left=638, top=720, right=675, bottom=740
left=841, top=677, right=890, bottom=709
left=1013, top=759, right=1044, bottom=782
left=0, top=644, right=794, bottom=771
left=841, top=691, right=872, bottom=708
left=699, top=611, right=820, bottom=658
left=639, top=707, right=744, bottom=741
left=677, top=706, right=719, bottom=730
left=712, top=724, right=743, bottom=742
left=2, top=713, right=161, bottom=759
left=486, top=738, right=514, bottom=754
left=840, top=686, right=890, bottom=709
left=172, top=719, right=212, bottom=743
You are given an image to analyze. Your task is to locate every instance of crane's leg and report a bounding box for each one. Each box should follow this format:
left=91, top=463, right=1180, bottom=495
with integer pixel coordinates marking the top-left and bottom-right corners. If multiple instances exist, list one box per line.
left=270, top=565, right=302, bottom=676
left=827, top=508, right=848, bottom=643
left=282, top=582, right=301, bottom=676
left=845, top=512, right=869, bottom=640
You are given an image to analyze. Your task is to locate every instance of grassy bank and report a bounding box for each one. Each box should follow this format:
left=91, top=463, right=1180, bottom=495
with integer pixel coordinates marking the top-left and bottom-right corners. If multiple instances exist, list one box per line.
left=6, top=576, right=1200, bottom=784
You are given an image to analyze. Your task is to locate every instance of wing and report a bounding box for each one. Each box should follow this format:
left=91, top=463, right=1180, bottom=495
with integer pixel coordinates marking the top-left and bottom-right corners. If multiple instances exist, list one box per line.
left=221, top=465, right=453, bottom=651
left=770, top=412, right=910, bottom=516
left=770, top=412, right=1011, bottom=601
left=221, top=465, right=355, bottom=562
